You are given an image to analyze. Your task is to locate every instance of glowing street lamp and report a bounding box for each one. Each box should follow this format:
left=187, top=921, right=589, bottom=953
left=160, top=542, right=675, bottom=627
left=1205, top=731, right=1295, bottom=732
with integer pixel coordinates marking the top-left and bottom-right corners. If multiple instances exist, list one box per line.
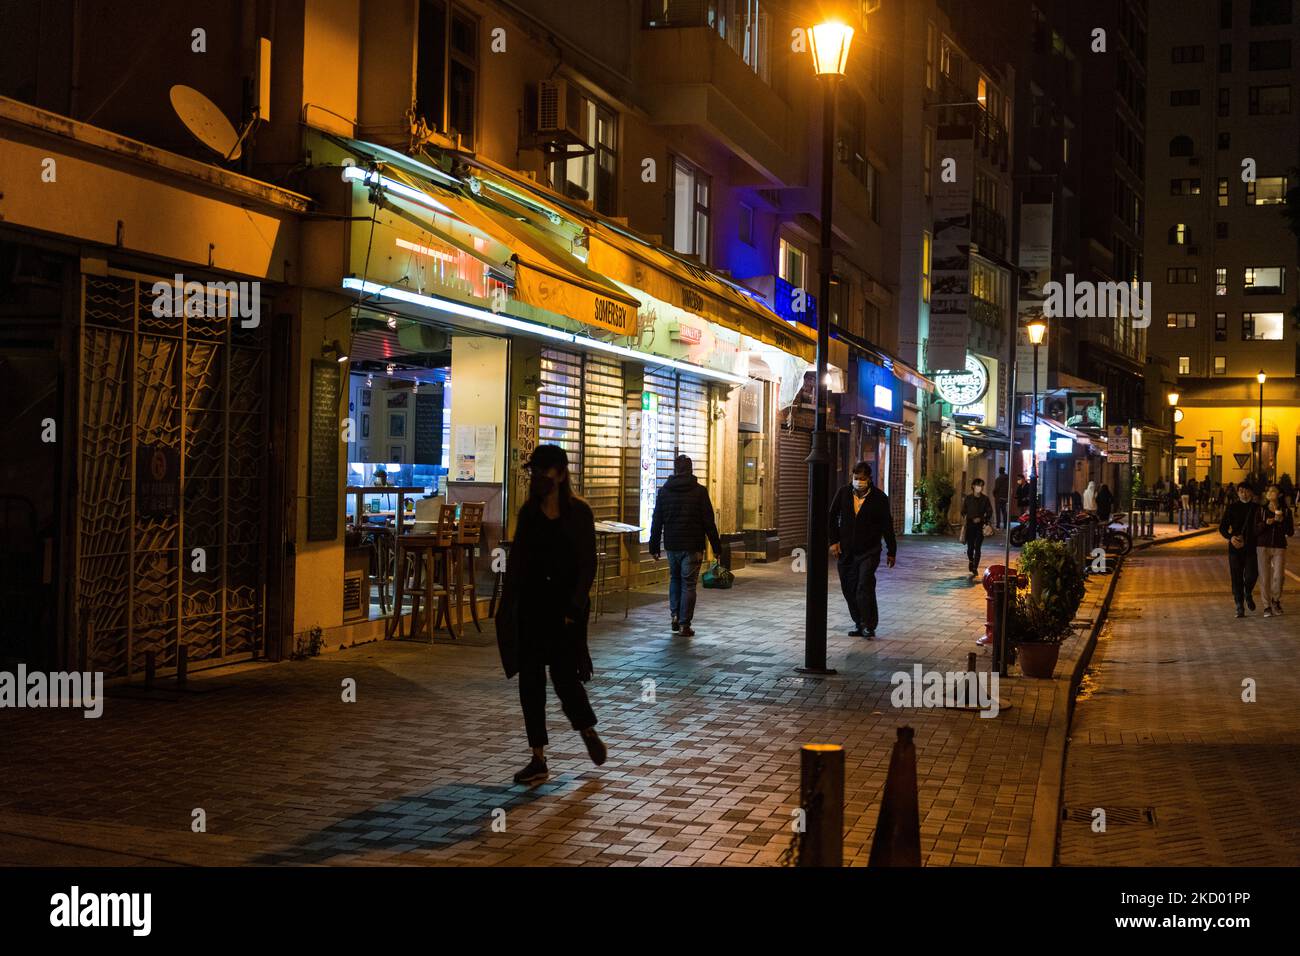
left=1256, top=370, right=1267, bottom=480
left=1025, top=318, right=1048, bottom=541
left=801, top=17, right=856, bottom=676
left=1166, top=390, right=1180, bottom=500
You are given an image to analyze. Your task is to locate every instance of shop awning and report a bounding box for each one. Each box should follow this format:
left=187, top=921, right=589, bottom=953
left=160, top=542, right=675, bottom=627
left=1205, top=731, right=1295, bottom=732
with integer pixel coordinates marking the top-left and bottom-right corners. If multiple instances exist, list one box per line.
left=339, top=139, right=639, bottom=336
left=584, top=227, right=816, bottom=362
left=441, top=153, right=818, bottom=364
left=955, top=423, right=1015, bottom=450
left=832, top=326, right=934, bottom=393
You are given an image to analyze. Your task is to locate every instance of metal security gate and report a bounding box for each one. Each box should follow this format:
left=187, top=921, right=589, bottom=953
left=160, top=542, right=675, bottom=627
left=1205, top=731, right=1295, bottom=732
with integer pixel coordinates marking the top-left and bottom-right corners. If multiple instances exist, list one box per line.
left=78, top=273, right=268, bottom=678
left=644, top=368, right=710, bottom=487
left=778, top=426, right=811, bottom=552
left=582, top=355, right=624, bottom=523
left=538, top=348, right=583, bottom=478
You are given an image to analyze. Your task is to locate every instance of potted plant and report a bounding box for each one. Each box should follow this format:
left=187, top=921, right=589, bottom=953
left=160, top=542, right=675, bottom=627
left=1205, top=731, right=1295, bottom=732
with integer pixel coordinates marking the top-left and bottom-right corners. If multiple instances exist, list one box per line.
left=1010, top=540, right=1087, bottom=678
left=919, top=471, right=956, bottom=534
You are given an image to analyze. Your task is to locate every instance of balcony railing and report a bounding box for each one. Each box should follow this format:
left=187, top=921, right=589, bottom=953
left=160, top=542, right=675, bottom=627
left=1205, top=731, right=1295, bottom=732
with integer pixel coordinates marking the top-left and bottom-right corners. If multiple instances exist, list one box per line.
left=643, top=0, right=771, bottom=84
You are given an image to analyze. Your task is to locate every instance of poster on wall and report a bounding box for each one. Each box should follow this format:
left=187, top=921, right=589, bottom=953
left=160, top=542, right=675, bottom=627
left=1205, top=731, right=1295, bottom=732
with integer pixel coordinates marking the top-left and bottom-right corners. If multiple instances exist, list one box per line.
left=639, top=392, right=659, bottom=543
left=455, top=424, right=475, bottom=480
left=474, top=425, right=497, bottom=482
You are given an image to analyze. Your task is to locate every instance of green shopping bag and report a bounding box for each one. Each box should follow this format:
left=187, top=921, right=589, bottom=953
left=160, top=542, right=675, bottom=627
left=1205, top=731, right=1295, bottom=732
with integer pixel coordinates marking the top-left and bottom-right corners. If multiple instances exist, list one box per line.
left=701, top=560, right=734, bottom=589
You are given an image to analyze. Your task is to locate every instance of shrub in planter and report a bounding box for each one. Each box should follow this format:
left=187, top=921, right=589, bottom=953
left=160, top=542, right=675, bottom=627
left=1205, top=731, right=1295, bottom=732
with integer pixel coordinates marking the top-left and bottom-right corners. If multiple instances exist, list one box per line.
left=1009, top=540, right=1086, bottom=678
left=919, top=471, right=956, bottom=533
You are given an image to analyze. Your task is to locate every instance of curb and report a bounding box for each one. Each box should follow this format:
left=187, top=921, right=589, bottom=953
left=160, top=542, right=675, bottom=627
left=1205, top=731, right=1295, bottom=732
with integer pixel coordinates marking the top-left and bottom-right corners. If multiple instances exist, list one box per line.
left=1132, top=526, right=1215, bottom=550
left=1024, top=553, right=1124, bottom=867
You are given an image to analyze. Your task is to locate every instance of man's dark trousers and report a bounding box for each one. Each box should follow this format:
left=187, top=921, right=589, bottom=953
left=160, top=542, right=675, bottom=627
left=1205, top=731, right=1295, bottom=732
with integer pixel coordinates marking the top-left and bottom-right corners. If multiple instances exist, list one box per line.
left=838, top=549, right=881, bottom=632
left=966, top=527, right=984, bottom=570
left=1228, top=546, right=1259, bottom=608
left=994, top=497, right=1007, bottom=529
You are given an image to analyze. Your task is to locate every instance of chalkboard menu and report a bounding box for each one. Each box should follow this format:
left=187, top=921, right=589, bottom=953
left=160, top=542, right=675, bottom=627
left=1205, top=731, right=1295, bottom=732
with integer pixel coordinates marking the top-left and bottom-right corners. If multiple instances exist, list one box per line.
left=307, top=359, right=340, bottom=541
left=414, top=387, right=443, bottom=466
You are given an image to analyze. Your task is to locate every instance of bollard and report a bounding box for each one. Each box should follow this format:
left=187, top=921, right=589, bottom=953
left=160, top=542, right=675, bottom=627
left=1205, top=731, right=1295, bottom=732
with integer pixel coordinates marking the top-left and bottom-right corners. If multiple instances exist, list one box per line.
left=967, top=652, right=977, bottom=675
left=144, top=650, right=156, bottom=689
left=797, top=744, right=844, bottom=867
left=868, top=727, right=922, bottom=867
left=176, top=644, right=188, bottom=687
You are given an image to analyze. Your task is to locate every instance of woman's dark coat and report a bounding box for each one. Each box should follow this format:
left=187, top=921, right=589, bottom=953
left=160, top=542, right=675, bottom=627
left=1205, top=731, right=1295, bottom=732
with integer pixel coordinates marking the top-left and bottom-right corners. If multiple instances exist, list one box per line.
left=495, top=495, right=597, bottom=680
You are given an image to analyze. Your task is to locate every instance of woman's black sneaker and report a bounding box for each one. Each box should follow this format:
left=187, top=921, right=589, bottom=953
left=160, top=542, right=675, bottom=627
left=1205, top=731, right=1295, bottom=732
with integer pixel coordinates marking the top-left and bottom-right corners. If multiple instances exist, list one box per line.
left=513, top=757, right=548, bottom=784
left=580, top=729, right=607, bottom=766
left=671, top=617, right=680, bottom=632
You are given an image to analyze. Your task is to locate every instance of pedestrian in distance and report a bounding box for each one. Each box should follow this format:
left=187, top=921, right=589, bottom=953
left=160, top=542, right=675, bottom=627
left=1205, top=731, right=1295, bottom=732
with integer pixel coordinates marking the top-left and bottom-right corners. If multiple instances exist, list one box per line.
left=1256, top=483, right=1294, bottom=618
left=1014, top=474, right=1031, bottom=515
left=1096, top=483, right=1114, bottom=523
left=960, top=478, right=994, bottom=579
left=649, top=454, right=723, bottom=638
left=993, top=467, right=1009, bottom=530
left=494, top=444, right=606, bottom=785
left=1082, top=479, right=1098, bottom=513
left=829, top=462, right=897, bottom=639
left=1219, top=481, right=1263, bottom=619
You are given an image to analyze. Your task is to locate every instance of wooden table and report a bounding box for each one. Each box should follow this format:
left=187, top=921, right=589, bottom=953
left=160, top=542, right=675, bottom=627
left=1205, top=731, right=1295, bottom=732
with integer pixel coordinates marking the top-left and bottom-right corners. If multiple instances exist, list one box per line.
left=346, top=486, right=428, bottom=537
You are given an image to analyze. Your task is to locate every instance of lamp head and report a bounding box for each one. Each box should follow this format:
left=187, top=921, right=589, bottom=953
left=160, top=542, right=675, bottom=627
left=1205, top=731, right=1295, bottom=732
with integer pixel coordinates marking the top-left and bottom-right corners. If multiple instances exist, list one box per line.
left=810, top=20, right=855, bottom=76
left=1257, top=369, right=1267, bottom=385
left=1167, top=390, right=1180, bottom=407
left=1026, top=318, right=1048, bottom=346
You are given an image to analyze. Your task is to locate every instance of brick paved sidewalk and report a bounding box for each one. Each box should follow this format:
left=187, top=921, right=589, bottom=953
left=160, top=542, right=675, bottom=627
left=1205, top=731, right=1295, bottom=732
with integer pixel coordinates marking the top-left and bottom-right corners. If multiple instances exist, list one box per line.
left=1058, top=535, right=1300, bottom=866
left=1, top=537, right=1104, bottom=867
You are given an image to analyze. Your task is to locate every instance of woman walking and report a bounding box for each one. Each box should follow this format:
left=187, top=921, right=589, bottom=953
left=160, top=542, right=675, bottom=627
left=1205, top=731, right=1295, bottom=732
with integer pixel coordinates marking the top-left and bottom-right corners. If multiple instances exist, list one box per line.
left=495, top=444, right=607, bottom=784
left=1256, top=483, right=1294, bottom=618
left=1082, top=480, right=1098, bottom=513
left=1096, top=483, right=1114, bottom=522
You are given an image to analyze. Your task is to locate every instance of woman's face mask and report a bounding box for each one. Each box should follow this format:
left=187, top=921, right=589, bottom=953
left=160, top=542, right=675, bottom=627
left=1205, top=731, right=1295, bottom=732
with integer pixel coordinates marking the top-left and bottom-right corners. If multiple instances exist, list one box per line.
left=852, top=478, right=869, bottom=492
left=530, top=468, right=559, bottom=498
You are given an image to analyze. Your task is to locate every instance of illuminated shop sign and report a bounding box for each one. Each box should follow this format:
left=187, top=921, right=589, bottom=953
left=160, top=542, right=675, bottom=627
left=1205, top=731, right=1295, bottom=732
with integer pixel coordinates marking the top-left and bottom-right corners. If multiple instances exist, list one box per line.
left=855, top=357, right=902, bottom=423
left=934, top=354, right=989, bottom=408
left=773, top=275, right=818, bottom=328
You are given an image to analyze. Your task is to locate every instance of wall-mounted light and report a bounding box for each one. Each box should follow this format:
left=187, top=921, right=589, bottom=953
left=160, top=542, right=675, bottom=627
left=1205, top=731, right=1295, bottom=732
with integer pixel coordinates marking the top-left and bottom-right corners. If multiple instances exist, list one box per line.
left=322, top=339, right=348, bottom=363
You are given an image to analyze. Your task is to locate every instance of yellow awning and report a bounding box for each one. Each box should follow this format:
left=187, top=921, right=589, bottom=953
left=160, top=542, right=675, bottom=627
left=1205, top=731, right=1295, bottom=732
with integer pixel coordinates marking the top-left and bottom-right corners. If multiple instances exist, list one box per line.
left=585, top=226, right=816, bottom=362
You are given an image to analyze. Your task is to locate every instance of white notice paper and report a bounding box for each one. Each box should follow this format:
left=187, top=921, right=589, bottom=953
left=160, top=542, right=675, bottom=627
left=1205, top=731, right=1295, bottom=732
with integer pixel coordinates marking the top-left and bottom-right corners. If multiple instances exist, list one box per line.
left=474, top=425, right=496, bottom=482
left=455, top=425, right=475, bottom=481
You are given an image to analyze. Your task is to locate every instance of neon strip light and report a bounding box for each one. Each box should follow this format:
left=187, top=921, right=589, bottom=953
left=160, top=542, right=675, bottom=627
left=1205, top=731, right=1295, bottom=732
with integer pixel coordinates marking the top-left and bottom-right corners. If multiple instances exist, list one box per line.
left=341, top=279, right=748, bottom=385
left=342, top=166, right=455, bottom=215
left=395, top=237, right=458, bottom=264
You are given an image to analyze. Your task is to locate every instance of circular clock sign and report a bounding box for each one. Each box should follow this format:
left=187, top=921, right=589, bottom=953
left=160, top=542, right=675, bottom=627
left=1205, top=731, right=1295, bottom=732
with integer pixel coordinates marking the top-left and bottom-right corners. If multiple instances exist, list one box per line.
left=935, top=354, right=990, bottom=408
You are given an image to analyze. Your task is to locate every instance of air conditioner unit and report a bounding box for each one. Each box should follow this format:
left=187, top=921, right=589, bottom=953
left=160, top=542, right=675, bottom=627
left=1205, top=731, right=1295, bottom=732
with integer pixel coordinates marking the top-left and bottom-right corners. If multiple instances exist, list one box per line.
left=537, top=79, right=584, bottom=140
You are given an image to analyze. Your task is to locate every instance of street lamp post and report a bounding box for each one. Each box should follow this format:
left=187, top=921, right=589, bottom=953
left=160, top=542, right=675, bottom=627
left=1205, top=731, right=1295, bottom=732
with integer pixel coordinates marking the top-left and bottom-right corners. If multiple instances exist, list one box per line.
left=800, top=19, right=854, bottom=675
left=1025, top=318, right=1047, bottom=541
left=1256, top=369, right=1266, bottom=483
left=1167, top=389, right=1179, bottom=518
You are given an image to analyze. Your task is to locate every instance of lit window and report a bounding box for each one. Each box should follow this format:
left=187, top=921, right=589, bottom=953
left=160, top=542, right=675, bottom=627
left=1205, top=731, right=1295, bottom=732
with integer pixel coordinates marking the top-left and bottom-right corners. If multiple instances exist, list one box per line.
left=978, top=76, right=988, bottom=108
left=779, top=237, right=807, bottom=290
left=1244, top=266, right=1285, bottom=294
left=1166, top=312, right=1197, bottom=328
left=1178, top=356, right=1191, bottom=374
left=1243, top=312, right=1284, bottom=340
left=921, top=231, right=932, bottom=303
left=1169, top=223, right=1188, bottom=244
left=1215, top=312, right=1228, bottom=341
left=672, top=157, right=711, bottom=264
left=1248, top=176, right=1288, bottom=205
left=1213, top=355, right=1227, bottom=374
left=548, top=96, right=618, bottom=214
left=925, top=22, right=937, bottom=90
left=1216, top=267, right=1228, bottom=295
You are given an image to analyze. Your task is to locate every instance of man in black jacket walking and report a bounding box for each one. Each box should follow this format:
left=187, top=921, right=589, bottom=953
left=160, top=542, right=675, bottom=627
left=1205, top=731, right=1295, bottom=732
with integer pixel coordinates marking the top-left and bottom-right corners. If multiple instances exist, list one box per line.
left=960, top=478, right=994, bottom=578
left=829, top=462, right=897, bottom=639
left=650, top=455, right=723, bottom=637
left=1219, top=481, right=1262, bottom=618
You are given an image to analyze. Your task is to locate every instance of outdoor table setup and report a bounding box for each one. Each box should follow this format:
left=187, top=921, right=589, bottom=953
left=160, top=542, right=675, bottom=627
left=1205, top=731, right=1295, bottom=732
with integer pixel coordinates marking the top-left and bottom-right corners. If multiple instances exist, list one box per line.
left=593, top=520, right=641, bottom=621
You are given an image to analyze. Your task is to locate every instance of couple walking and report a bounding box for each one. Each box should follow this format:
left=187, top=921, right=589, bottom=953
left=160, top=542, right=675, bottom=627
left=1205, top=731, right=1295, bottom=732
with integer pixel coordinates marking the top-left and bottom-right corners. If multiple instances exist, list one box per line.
left=1219, top=481, right=1294, bottom=619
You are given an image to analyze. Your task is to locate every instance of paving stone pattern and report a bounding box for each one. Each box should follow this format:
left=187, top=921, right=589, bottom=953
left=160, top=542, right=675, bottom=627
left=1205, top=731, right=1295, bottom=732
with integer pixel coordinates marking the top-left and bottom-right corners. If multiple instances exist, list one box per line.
left=2, top=538, right=1083, bottom=867
left=1058, top=535, right=1300, bottom=866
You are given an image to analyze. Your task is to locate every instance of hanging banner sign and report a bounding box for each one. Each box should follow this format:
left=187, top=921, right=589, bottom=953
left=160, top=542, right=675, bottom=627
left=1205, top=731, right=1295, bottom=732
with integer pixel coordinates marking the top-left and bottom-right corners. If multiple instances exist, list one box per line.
left=513, top=261, right=638, bottom=336
left=1109, top=424, right=1130, bottom=453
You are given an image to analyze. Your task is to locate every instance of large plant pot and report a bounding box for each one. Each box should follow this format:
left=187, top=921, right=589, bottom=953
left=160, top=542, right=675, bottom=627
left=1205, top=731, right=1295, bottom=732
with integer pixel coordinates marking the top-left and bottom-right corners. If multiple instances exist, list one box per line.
left=1016, top=641, right=1061, bottom=678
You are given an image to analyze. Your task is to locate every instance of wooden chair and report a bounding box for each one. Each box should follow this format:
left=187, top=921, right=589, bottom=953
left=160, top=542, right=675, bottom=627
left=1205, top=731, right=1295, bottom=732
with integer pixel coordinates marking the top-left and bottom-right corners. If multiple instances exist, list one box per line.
left=387, top=507, right=459, bottom=641
left=451, top=502, right=486, bottom=633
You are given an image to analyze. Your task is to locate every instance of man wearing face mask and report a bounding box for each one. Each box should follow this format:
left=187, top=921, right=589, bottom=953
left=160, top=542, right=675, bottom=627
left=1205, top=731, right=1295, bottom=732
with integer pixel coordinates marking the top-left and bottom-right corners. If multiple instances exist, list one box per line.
left=829, top=462, right=897, bottom=639
left=960, top=478, right=994, bottom=578
left=1219, top=481, right=1262, bottom=618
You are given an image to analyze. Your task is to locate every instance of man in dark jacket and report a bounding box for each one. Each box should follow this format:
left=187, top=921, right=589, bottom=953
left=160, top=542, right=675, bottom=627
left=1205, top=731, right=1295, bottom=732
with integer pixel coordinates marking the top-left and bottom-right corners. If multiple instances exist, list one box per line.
left=1219, top=481, right=1262, bottom=618
left=960, top=478, right=994, bottom=578
left=829, top=461, right=897, bottom=639
left=993, top=467, right=1009, bottom=530
left=650, top=455, right=723, bottom=637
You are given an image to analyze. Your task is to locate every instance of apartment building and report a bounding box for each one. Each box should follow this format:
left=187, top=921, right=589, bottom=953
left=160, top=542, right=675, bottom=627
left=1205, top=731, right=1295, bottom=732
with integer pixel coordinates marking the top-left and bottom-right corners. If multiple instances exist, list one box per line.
left=1146, top=0, right=1299, bottom=485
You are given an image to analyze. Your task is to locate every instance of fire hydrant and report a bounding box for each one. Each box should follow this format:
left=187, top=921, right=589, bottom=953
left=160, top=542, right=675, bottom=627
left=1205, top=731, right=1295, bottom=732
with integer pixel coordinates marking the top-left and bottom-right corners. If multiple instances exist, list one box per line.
left=977, top=564, right=1026, bottom=655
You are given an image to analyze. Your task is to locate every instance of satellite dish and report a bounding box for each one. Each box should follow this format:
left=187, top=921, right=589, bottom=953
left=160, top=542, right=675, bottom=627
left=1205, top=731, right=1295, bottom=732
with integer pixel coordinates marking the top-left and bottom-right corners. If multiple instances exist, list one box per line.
left=169, top=85, right=242, bottom=161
